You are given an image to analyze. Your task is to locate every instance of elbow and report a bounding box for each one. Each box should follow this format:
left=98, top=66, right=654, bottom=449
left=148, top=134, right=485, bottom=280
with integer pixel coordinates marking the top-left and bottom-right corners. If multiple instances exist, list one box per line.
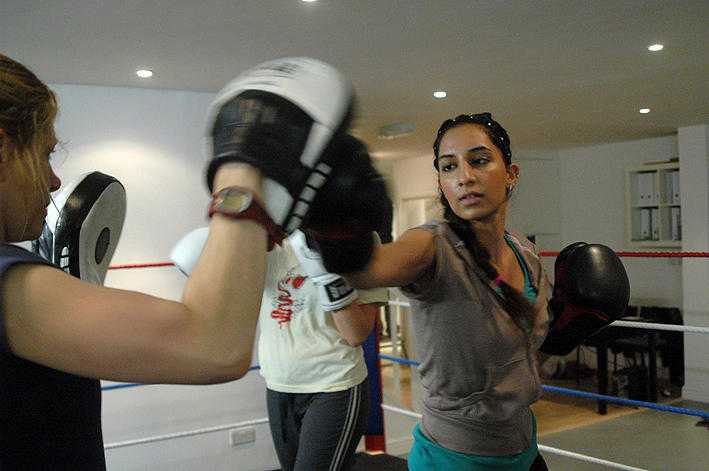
left=222, top=356, right=254, bottom=381
left=201, top=354, right=254, bottom=384
left=342, top=329, right=373, bottom=347
left=343, top=335, right=366, bottom=347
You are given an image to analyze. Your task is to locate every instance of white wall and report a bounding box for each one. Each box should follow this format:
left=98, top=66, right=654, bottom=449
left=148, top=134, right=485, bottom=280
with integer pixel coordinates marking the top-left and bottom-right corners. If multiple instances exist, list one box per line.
left=558, top=135, right=683, bottom=307
left=51, top=84, right=280, bottom=471
left=678, top=124, right=709, bottom=403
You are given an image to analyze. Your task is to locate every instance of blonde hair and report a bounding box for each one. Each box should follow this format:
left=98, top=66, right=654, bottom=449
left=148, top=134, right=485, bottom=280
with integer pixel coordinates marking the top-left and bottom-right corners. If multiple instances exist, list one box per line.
left=0, top=53, right=58, bottom=197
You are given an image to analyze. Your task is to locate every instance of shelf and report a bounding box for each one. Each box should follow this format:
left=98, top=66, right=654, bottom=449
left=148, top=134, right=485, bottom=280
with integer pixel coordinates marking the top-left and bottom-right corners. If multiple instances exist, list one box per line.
left=625, top=162, right=681, bottom=248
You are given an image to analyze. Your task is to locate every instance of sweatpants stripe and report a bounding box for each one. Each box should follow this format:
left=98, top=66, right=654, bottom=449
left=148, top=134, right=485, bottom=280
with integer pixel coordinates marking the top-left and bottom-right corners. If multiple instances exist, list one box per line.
left=328, top=382, right=361, bottom=471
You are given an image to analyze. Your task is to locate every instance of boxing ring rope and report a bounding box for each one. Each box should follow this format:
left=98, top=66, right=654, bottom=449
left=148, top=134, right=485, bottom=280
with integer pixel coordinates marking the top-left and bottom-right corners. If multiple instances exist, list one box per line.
left=538, top=251, right=709, bottom=258
left=388, top=300, right=709, bottom=335
left=379, top=355, right=709, bottom=420
left=104, top=417, right=269, bottom=450
left=104, top=250, right=709, bottom=273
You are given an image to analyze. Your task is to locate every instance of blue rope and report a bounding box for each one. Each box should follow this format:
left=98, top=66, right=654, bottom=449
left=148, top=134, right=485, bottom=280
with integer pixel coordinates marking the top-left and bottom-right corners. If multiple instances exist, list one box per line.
left=542, top=385, right=709, bottom=419
left=379, top=354, right=709, bottom=420
left=100, top=365, right=261, bottom=391
left=102, top=355, right=709, bottom=420
left=379, top=353, right=420, bottom=366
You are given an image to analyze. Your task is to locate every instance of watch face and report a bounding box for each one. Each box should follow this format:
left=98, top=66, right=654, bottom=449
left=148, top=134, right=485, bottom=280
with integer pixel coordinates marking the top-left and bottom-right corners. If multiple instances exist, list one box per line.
left=219, top=188, right=252, bottom=213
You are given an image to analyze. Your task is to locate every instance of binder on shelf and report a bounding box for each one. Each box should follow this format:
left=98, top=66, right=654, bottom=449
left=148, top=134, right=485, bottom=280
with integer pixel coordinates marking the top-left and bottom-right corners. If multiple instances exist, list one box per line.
left=671, top=207, right=682, bottom=241
left=637, top=173, right=656, bottom=206
left=671, top=171, right=680, bottom=204
left=640, top=208, right=651, bottom=240
left=664, top=171, right=674, bottom=204
left=637, top=173, right=647, bottom=205
left=651, top=208, right=659, bottom=240
left=646, top=173, right=657, bottom=205
left=633, top=173, right=643, bottom=205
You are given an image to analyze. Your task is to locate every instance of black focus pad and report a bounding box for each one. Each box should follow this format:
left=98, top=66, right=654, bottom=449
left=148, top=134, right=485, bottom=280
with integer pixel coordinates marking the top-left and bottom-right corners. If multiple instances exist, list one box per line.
left=207, top=90, right=314, bottom=194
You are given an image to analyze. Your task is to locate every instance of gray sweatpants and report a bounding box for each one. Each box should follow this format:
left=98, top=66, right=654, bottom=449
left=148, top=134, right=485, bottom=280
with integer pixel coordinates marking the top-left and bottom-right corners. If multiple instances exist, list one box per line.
left=266, top=378, right=369, bottom=471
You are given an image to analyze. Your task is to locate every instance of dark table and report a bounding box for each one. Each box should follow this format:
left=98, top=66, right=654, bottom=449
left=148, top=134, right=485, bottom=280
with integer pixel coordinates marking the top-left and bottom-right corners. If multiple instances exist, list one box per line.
left=583, top=317, right=666, bottom=414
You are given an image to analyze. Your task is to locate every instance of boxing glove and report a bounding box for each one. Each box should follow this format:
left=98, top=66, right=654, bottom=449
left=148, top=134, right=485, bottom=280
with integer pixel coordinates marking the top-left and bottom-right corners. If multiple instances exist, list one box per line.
left=303, top=135, right=393, bottom=274
left=289, top=230, right=358, bottom=312
left=205, top=57, right=354, bottom=234
left=540, top=243, right=630, bottom=356
left=170, top=227, right=209, bottom=276
left=32, top=172, right=126, bottom=285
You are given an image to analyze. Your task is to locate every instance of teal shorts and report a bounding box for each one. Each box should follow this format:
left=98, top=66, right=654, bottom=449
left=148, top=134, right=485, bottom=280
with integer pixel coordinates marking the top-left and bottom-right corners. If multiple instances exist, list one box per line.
left=407, top=416, right=539, bottom=471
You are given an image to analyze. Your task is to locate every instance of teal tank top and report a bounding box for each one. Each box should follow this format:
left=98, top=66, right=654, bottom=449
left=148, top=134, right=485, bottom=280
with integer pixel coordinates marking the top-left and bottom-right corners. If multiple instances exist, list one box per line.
left=495, top=233, right=537, bottom=304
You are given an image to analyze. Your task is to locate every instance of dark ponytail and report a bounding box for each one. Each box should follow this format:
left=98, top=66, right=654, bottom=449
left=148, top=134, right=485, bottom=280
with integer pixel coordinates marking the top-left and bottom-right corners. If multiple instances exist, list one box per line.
left=439, top=196, right=535, bottom=332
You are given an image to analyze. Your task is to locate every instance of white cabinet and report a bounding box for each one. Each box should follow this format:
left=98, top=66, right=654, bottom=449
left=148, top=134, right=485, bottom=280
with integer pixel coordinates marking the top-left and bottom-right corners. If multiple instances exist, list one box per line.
left=625, top=162, right=681, bottom=248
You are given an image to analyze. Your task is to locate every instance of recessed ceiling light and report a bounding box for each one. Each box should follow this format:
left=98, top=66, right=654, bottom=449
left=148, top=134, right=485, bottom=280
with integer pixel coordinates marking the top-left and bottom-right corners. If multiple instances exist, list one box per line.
left=433, top=91, right=447, bottom=99
left=302, top=0, right=317, bottom=2
left=639, top=108, right=651, bottom=114
left=648, top=44, right=664, bottom=52
left=136, top=69, right=153, bottom=78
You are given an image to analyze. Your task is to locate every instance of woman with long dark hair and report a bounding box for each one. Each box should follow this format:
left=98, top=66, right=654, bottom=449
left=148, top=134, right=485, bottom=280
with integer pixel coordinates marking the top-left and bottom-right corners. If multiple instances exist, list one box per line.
left=301, top=112, right=629, bottom=470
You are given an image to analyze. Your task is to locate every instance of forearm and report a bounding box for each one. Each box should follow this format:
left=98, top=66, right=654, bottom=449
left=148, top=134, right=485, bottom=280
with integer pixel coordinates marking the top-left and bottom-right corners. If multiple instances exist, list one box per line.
left=345, top=232, right=435, bottom=289
left=331, top=302, right=379, bottom=346
left=181, top=164, right=267, bottom=373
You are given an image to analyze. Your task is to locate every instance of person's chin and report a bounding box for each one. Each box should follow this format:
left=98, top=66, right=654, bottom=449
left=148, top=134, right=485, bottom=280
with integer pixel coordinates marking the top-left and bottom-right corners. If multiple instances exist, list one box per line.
left=457, top=207, right=494, bottom=222
left=23, top=220, right=45, bottom=241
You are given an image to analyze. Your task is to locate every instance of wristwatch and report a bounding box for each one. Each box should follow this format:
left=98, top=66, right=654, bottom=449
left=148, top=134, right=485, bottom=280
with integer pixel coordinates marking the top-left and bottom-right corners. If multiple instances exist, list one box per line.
left=208, top=186, right=285, bottom=250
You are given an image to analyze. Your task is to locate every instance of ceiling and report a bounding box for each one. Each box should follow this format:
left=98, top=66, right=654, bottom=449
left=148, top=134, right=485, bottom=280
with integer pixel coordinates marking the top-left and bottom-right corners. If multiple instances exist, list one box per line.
left=2, top=0, right=708, bottom=160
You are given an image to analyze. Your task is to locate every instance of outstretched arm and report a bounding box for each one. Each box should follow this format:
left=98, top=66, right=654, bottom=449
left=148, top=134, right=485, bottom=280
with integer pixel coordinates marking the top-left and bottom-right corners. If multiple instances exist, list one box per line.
left=2, top=164, right=267, bottom=384
left=343, top=228, right=436, bottom=290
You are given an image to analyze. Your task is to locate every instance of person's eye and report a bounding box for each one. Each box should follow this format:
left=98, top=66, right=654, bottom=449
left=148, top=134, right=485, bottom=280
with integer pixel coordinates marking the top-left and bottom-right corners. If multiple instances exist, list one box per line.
left=469, top=157, right=489, bottom=166
left=441, top=162, right=456, bottom=172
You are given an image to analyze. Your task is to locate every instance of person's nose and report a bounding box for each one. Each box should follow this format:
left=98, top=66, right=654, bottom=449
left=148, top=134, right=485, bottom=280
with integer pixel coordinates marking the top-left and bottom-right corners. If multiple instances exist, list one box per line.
left=457, top=161, right=476, bottom=187
left=48, top=167, right=61, bottom=192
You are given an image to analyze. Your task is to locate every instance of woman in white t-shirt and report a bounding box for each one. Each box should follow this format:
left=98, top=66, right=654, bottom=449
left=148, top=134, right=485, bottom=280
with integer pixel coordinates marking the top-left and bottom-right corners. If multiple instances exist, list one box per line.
left=258, top=230, right=388, bottom=471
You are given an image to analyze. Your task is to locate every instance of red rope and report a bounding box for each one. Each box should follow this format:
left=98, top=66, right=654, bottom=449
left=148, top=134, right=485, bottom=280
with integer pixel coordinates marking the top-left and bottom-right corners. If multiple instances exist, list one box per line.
left=109, top=262, right=175, bottom=270
left=106, top=251, right=709, bottom=270
left=539, top=251, right=709, bottom=258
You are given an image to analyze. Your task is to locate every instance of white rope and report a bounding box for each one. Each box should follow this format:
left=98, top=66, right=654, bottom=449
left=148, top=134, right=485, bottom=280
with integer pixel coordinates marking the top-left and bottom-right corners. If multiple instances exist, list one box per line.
left=612, top=320, right=709, bottom=334
left=388, top=300, right=709, bottom=334
left=382, top=403, right=649, bottom=471
left=382, top=403, right=423, bottom=419
left=104, top=417, right=269, bottom=450
left=537, top=445, right=648, bottom=471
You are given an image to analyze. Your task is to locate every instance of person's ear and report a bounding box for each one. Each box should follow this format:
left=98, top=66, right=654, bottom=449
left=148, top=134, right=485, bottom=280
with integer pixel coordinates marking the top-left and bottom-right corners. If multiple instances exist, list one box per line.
left=506, top=163, right=520, bottom=193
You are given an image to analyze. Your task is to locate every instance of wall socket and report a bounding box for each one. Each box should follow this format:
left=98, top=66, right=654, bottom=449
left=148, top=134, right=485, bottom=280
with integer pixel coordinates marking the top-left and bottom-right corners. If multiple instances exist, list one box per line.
left=229, top=426, right=256, bottom=447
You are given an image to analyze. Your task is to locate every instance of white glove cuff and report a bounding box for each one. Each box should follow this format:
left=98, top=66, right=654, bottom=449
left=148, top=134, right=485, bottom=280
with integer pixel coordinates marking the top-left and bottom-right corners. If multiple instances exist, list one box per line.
left=315, top=274, right=359, bottom=312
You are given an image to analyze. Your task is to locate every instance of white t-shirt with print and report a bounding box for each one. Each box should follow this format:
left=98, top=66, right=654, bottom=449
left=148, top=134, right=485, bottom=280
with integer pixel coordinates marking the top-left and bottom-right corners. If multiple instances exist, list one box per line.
left=258, top=238, right=388, bottom=393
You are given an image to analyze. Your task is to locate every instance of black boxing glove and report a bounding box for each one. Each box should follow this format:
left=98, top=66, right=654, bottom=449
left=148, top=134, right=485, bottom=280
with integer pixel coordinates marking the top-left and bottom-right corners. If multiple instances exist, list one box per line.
left=540, top=243, right=630, bottom=356
left=303, top=135, right=393, bottom=274
left=205, top=57, right=354, bottom=235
